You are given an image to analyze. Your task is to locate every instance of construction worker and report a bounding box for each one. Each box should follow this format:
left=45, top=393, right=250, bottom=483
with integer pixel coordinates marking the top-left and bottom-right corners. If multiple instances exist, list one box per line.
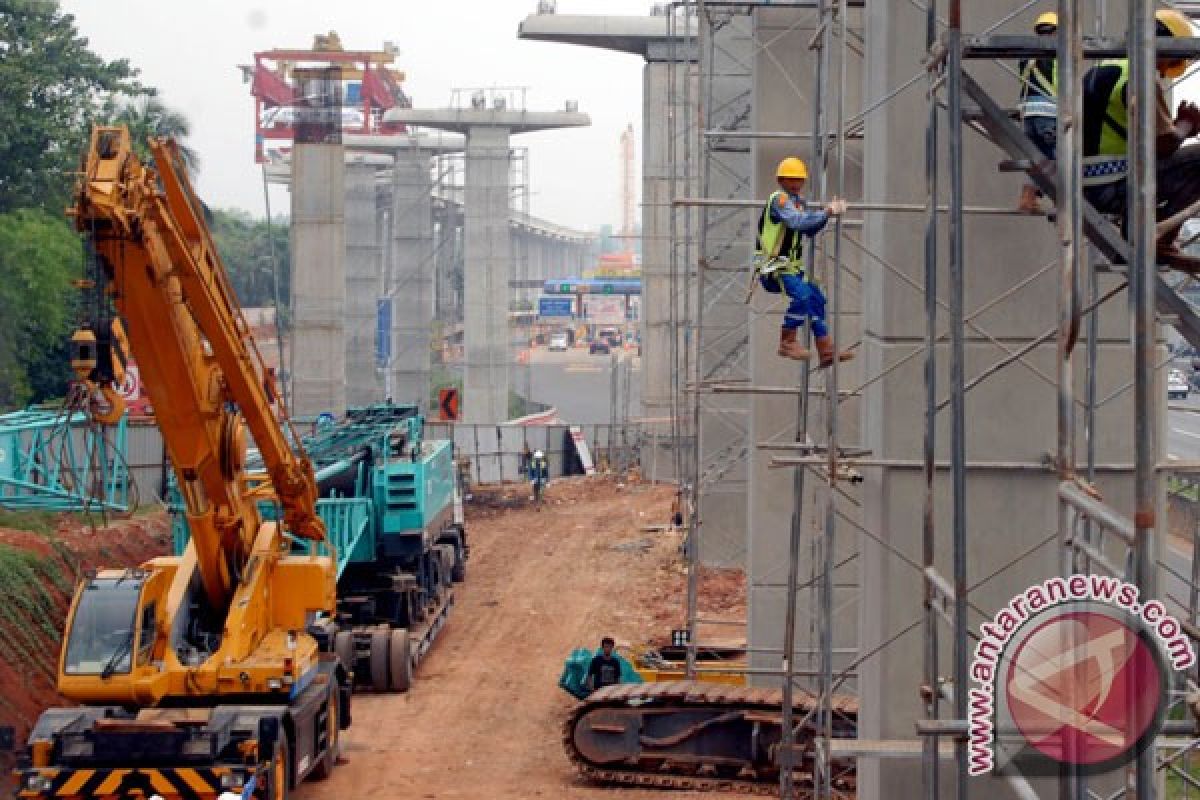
left=1081, top=8, right=1200, bottom=271
left=755, top=157, right=850, bottom=366
left=1017, top=11, right=1059, bottom=214
left=529, top=448, right=549, bottom=505
left=584, top=636, right=623, bottom=693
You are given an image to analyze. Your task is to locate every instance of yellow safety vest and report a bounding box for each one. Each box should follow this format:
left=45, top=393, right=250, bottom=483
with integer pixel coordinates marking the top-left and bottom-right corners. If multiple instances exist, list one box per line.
left=755, top=191, right=805, bottom=275
left=1080, top=59, right=1130, bottom=186
left=1095, top=58, right=1129, bottom=156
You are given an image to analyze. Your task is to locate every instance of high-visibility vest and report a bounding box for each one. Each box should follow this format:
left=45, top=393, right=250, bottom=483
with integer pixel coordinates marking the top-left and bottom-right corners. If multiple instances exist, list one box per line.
left=1094, top=58, right=1130, bottom=156
left=755, top=191, right=805, bottom=274
left=1018, top=58, right=1057, bottom=119
left=1083, top=59, right=1131, bottom=185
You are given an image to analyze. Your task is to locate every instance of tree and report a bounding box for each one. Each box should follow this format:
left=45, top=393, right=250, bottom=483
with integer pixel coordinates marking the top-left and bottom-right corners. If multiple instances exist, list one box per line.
left=0, top=209, right=80, bottom=409
left=103, top=95, right=199, bottom=174
left=209, top=208, right=291, bottom=311
left=0, top=1, right=147, bottom=214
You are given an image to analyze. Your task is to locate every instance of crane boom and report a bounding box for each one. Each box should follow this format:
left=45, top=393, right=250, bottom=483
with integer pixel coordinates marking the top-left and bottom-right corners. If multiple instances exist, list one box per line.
left=15, top=123, right=349, bottom=800
left=73, top=126, right=325, bottom=608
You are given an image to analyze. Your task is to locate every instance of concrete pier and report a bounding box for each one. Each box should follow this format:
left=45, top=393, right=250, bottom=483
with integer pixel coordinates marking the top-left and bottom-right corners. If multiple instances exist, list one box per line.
left=385, top=106, right=590, bottom=423
left=344, top=154, right=391, bottom=407
left=290, top=142, right=346, bottom=418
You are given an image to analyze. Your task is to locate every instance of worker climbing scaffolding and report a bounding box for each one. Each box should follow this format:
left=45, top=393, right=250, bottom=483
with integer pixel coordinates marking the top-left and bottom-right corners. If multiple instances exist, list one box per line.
left=1016, top=11, right=1059, bottom=214
left=1080, top=8, right=1200, bottom=272
left=752, top=156, right=852, bottom=367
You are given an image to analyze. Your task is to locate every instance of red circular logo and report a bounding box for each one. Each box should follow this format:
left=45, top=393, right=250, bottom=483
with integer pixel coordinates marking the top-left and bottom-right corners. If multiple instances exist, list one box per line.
left=1005, top=610, right=1163, bottom=767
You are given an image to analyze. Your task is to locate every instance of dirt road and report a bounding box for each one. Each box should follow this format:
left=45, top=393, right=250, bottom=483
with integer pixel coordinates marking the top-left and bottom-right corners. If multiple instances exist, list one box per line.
left=299, top=476, right=752, bottom=800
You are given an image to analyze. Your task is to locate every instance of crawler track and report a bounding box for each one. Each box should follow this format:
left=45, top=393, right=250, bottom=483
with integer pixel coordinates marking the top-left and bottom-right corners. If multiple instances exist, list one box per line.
left=564, top=680, right=859, bottom=796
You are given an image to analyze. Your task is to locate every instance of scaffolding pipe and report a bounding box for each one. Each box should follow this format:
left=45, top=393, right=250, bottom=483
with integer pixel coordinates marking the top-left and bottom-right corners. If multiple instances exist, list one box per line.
left=673, top=197, right=1040, bottom=215
left=1059, top=5, right=1087, bottom=794
left=922, top=0, right=942, bottom=789
left=1130, top=2, right=1159, bottom=796
left=947, top=4, right=969, bottom=799
left=779, top=0, right=830, bottom=792
left=815, top=3, right=848, bottom=797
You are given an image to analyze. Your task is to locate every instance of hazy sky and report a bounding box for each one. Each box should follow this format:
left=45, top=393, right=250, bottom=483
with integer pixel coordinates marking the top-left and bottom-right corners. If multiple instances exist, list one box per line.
left=61, top=0, right=651, bottom=232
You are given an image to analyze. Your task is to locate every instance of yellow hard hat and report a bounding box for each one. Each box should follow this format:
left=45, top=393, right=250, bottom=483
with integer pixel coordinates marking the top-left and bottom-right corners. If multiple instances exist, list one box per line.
left=1034, top=11, right=1058, bottom=32
left=776, top=157, right=808, bottom=180
left=1156, top=8, right=1194, bottom=80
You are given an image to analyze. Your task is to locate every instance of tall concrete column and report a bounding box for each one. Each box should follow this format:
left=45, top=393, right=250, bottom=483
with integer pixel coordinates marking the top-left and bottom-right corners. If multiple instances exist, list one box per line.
left=389, top=146, right=435, bottom=409
left=290, top=143, right=346, bottom=418
left=384, top=107, right=590, bottom=423
left=344, top=155, right=389, bottom=407
left=464, top=124, right=513, bottom=422
left=856, top=4, right=1136, bottom=798
left=640, top=59, right=680, bottom=481
left=746, top=6, right=864, bottom=682
left=517, top=13, right=695, bottom=477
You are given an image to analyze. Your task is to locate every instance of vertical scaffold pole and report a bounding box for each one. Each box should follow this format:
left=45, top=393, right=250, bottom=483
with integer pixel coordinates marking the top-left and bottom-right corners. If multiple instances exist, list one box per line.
left=946, top=2, right=968, bottom=799
left=1055, top=1, right=1085, bottom=797
left=779, top=1, right=829, bottom=797
left=1128, top=0, right=1158, bottom=798
left=921, top=0, right=941, bottom=798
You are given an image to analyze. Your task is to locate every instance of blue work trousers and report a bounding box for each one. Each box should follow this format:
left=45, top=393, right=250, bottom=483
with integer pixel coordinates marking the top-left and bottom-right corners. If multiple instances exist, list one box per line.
left=768, top=272, right=828, bottom=338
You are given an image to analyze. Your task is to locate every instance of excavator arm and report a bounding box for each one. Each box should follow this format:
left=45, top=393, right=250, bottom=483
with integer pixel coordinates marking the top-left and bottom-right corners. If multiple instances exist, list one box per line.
left=72, top=126, right=325, bottom=608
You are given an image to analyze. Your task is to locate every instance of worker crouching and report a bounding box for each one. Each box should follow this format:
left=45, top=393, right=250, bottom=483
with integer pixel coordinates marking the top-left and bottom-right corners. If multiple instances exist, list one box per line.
left=754, top=156, right=851, bottom=367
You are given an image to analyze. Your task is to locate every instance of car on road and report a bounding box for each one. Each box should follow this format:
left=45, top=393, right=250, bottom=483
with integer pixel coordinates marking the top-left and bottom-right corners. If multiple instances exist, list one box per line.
left=589, top=340, right=611, bottom=355
left=1169, top=369, right=1190, bottom=400
left=549, top=333, right=569, bottom=352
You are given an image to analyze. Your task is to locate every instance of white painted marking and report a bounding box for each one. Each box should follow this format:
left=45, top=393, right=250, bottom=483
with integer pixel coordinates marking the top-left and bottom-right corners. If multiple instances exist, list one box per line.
left=1172, top=428, right=1200, bottom=440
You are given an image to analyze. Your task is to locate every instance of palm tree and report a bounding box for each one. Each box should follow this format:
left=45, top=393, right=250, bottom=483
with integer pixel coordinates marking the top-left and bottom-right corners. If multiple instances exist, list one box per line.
left=104, top=95, right=200, bottom=174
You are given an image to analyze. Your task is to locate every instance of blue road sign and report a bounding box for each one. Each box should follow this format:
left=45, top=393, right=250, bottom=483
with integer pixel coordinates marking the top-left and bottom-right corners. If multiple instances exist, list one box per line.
left=538, top=296, right=574, bottom=317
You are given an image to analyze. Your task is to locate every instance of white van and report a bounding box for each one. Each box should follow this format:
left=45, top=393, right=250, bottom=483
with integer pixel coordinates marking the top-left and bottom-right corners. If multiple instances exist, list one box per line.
left=549, top=332, right=569, bottom=352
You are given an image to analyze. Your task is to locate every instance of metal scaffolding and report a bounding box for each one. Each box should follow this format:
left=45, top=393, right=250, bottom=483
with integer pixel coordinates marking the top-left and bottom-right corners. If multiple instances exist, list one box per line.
left=664, top=1, right=1200, bottom=798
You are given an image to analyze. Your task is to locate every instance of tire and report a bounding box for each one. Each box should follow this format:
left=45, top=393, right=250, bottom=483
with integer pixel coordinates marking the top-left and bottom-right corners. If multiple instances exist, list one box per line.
left=266, top=735, right=290, bottom=800
left=310, top=686, right=339, bottom=780
left=389, top=628, right=413, bottom=692
left=368, top=628, right=391, bottom=692
left=334, top=631, right=355, bottom=678
left=451, top=561, right=466, bottom=583
left=435, top=545, right=455, bottom=588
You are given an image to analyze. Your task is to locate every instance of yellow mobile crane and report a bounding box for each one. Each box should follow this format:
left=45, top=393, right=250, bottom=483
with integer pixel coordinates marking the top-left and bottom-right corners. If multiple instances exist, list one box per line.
left=14, top=126, right=349, bottom=800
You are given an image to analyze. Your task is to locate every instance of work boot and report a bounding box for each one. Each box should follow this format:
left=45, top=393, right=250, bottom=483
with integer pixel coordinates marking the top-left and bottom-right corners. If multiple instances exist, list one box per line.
left=777, top=327, right=811, bottom=361
left=1017, top=183, right=1042, bottom=215
left=815, top=335, right=854, bottom=368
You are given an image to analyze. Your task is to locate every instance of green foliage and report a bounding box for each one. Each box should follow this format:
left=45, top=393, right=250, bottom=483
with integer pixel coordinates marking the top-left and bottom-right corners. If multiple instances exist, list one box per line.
left=0, top=542, right=69, bottom=678
left=101, top=94, right=199, bottom=174
left=209, top=208, right=291, bottom=311
left=0, top=509, right=61, bottom=536
left=0, top=1, right=147, bottom=214
left=0, top=209, right=81, bottom=409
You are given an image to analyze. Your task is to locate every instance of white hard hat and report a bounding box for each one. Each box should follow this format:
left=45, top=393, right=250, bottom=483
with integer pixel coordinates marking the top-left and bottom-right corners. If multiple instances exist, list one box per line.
left=534, top=450, right=544, bottom=458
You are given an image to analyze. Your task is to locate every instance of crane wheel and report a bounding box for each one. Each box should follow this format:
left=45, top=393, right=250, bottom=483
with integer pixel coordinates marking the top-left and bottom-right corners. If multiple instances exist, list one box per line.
left=389, top=628, right=413, bottom=692
left=266, top=735, right=290, bottom=800
left=310, top=686, right=339, bottom=780
left=435, top=545, right=456, bottom=588
left=333, top=631, right=355, bottom=677
left=368, top=628, right=390, bottom=692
